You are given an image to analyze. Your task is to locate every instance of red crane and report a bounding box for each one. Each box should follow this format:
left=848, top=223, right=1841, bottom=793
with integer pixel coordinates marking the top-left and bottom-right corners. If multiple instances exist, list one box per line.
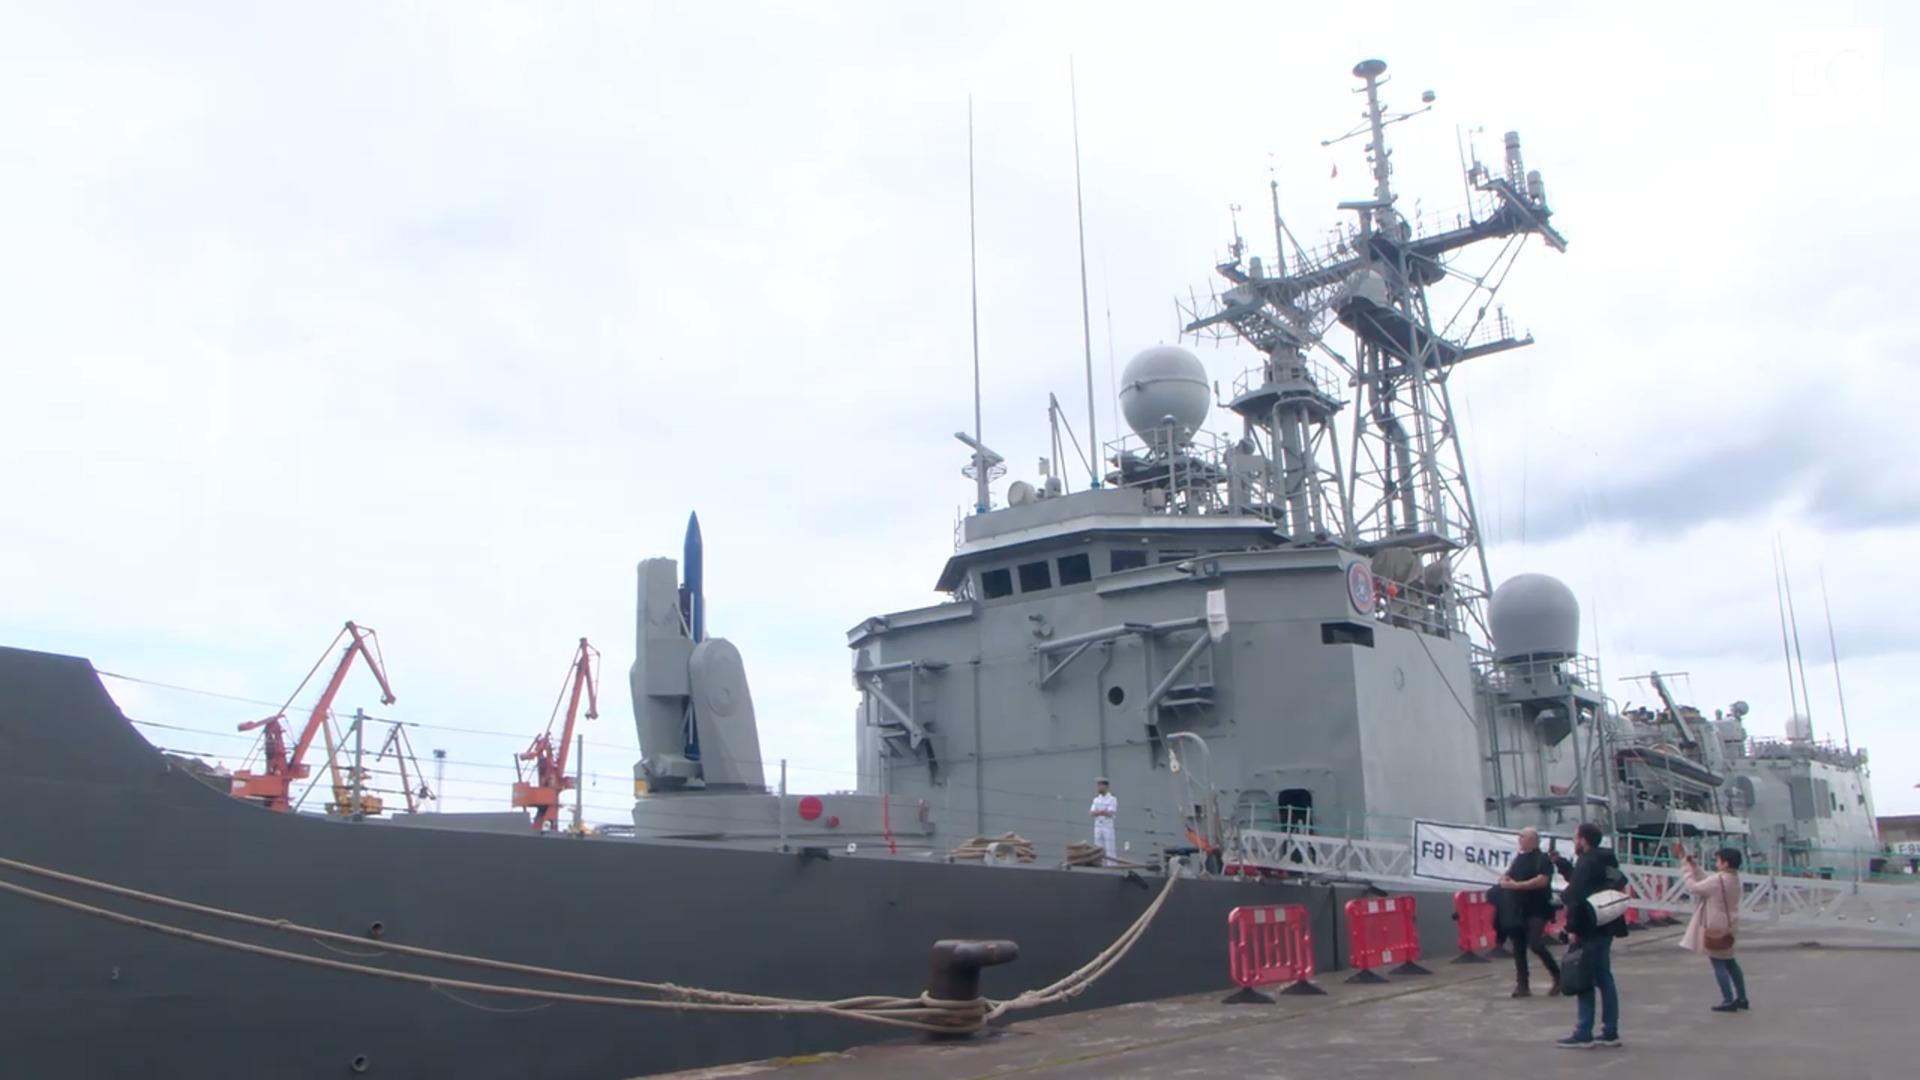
left=513, top=638, right=599, bottom=832
left=232, top=621, right=396, bottom=813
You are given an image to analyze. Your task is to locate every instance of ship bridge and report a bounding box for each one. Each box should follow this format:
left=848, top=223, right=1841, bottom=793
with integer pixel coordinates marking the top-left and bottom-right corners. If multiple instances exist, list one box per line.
left=933, top=485, right=1286, bottom=597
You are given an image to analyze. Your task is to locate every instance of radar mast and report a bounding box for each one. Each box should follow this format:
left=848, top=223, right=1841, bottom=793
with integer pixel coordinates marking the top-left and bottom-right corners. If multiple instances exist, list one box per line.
left=1182, top=58, right=1567, bottom=638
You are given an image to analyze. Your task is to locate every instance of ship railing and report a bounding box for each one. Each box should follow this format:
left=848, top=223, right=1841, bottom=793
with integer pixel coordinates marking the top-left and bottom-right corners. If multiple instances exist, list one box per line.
left=1228, top=352, right=1347, bottom=403
left=1101, top=428, right=1245, bottom=516
left=1369, top=576, right=1460, bottom=637
left=1451, top=306, right=1529, bottom=351
left=1472, top=652, right=1602, bottom=698
left=1744, top=737, right=1869, bottom=768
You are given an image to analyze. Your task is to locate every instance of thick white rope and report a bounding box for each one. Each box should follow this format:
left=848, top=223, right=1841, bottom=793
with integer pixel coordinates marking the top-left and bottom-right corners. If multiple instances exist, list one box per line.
left=0, top=853, right=1181, bottom=1033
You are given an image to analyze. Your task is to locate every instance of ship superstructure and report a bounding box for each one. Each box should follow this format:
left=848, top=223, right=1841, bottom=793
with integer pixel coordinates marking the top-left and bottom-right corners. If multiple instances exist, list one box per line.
left=844, top=59, right=1590, bottom=860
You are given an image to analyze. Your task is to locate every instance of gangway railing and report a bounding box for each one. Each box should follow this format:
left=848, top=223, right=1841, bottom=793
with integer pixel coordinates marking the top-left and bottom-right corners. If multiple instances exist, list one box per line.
left=1232, top=827, right=1920, bottom=937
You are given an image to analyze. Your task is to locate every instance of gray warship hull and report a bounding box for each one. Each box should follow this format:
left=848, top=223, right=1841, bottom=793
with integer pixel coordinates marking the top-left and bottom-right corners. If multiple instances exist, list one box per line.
left=0, top=646, right=1460, bottom=1080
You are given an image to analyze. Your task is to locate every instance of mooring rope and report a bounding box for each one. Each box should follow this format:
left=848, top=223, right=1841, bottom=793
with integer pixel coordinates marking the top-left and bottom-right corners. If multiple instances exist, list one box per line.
left=0, top=852, right=1180, bottom=1033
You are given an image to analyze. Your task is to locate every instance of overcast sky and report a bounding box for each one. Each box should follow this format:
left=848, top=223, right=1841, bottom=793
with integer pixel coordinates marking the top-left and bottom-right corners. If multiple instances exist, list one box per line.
left=3, top=1, right=1914, bottom=823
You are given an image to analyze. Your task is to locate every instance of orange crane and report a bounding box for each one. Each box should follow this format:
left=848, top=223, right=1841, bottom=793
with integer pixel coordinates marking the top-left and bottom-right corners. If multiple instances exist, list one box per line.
left=513, top=638, right=599, bottom=832
left=231, top=621, right=396, bottom=813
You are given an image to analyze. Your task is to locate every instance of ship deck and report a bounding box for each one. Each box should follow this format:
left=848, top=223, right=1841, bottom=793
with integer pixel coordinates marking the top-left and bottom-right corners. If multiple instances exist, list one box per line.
left=660, top=923, right=1918, bottom=1079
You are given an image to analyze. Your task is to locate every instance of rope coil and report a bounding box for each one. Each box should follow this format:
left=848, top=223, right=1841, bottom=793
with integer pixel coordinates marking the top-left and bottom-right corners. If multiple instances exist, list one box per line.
left=0, top=852, right=1179, bottom=1034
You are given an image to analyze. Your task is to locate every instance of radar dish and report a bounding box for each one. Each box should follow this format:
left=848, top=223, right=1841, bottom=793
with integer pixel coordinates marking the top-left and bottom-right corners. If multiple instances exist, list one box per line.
left=1487, top=573, right=1580, bottom=662
left=1118, top=345, right=1210, bottom=450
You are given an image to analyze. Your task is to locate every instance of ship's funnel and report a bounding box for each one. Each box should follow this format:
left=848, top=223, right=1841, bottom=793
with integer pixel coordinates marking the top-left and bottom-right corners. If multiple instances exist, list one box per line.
left=1488, top=573, right=1580, bottom=662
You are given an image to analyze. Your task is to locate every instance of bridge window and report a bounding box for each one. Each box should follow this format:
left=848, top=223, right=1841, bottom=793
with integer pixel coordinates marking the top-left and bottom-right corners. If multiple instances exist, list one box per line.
left=1057, top=552, right=1092, bottom=586
left=1109, top=548, right=1148, bottom=573
left=1321, top=621, right=1376, bottom=647
left=981, top=567, right=1013, bottom=599
left=1157, top=548, right=1197, bottom=565
left=1018, top=560, right=1053, bottom=592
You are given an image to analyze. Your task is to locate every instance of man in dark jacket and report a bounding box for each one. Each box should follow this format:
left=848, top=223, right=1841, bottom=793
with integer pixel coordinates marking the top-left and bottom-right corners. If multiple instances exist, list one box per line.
left=1548, top=822, right=1626, bottom=1049
left=1497, top=826, right=1561, bottom=997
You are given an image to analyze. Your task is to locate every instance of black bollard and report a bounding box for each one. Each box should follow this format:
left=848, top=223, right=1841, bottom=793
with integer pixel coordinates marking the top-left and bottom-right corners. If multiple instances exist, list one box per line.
left=925, top=939, right=1020, bottom=1037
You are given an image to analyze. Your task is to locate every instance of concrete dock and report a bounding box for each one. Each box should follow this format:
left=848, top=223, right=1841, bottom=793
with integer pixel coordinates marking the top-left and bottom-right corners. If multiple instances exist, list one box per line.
left=658, top=925, right=1916, bottom=1079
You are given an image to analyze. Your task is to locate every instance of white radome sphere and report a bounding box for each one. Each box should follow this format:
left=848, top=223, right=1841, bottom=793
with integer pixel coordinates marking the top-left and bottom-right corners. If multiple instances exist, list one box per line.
left=1119, top=345, right=1210, bottom=447
left=1487, top=573, right=1580, bottom=661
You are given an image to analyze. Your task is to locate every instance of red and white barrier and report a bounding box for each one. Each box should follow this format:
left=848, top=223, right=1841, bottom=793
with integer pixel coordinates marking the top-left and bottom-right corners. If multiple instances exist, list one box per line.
left=1344, top=894, right=1430, bottom=983
left=1223, top=903, right=1324, bottom=1003
left=1450, top=889, right=1499, bottom=963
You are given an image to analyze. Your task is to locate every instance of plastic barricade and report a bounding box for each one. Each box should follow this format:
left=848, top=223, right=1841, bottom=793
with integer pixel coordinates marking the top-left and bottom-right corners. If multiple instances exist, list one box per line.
left=1343, top=894, right=1430, bottom=983
left=1450, top=890, right=1498, bottom=963
left=1223, top=904, right=1325, bottom=1003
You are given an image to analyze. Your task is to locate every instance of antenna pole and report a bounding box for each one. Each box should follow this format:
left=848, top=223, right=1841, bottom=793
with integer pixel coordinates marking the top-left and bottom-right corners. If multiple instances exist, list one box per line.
left=968, top=96, right=989, bottom=514
left=1071, top=59, right=1101, bottom=488
left=1819, top=567, right=1854, bottom=755
left=1780, top=541, right=1816, bottom=740
left=1772, top=542, right=1802, bottom=724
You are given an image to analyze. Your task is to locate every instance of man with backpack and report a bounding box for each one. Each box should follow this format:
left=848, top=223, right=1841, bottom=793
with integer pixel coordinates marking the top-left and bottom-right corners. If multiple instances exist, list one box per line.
left=1548, top=823, right=1629, bottom=1049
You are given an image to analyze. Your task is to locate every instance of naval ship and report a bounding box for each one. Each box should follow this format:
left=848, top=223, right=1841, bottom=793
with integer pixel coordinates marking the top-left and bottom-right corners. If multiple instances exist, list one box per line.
left=0, top=58, right=1880, bottom=1079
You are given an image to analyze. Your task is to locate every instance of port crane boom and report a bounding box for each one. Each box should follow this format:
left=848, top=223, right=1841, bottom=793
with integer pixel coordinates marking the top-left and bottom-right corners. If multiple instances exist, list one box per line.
left=231, top=621, right=396, bottom=813
left=513, top=638, right=599, bottom=831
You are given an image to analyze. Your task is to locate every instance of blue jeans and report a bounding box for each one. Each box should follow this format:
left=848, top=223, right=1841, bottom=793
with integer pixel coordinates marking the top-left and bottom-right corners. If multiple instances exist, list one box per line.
left=1572, top=935, right=1618, bottom=1040
left=1711, top=956, right=1747, bottom=1003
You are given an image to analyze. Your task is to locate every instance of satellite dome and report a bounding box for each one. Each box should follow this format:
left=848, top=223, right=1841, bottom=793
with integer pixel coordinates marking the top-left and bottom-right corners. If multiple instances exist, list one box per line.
left=1341, top=268, right=1391, bottom=308
left=1487, top=573, right=1580, bottom=662
left=1785, top=714, right=1813, bottom=743
left=1119, top=345, right=1209, bottom=449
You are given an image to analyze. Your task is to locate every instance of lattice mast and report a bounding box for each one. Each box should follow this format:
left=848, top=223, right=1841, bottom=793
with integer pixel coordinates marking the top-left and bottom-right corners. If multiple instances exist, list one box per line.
left=1184, top=58, right=1566, bottom=637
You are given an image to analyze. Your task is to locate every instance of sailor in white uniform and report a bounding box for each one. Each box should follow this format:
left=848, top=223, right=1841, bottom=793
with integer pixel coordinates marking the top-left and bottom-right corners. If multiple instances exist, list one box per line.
left=1089, top=777, right=1117, bottom=864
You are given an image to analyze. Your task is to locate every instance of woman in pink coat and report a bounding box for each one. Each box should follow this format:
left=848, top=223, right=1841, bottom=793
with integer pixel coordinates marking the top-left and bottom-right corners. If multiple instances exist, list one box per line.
left=1676, top=843, right=1749, bottom=1012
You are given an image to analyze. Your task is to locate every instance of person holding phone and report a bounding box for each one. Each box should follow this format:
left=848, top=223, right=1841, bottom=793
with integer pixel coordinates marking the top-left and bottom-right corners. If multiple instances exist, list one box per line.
left=1497, top=827, right=1561, bottom=997
left=1677, top=842, right=1749, bottom=1012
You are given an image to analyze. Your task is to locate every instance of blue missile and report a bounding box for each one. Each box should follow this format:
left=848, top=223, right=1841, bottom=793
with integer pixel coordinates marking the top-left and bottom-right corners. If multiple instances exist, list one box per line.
left=683, top=511, right=705, bottom=643
left=681, top=511, right=705, bottom=763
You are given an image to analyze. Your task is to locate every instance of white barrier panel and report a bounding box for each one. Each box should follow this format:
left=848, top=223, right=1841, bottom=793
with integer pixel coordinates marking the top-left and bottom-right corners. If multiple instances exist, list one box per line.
left=1410, top=819, right=1576, bottom=889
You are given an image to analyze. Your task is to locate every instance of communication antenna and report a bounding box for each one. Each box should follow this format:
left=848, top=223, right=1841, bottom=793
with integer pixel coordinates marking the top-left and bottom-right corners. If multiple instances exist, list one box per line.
left=1771, top=543, right=1802, bottom=723
left=956, top=96, right=1003, bottom=513
left=1071, top=59, right=1100, bottom=488
left=1779, top=540, right=1816, bottom=740
left=1818, top=567, right=1854, bottom=755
